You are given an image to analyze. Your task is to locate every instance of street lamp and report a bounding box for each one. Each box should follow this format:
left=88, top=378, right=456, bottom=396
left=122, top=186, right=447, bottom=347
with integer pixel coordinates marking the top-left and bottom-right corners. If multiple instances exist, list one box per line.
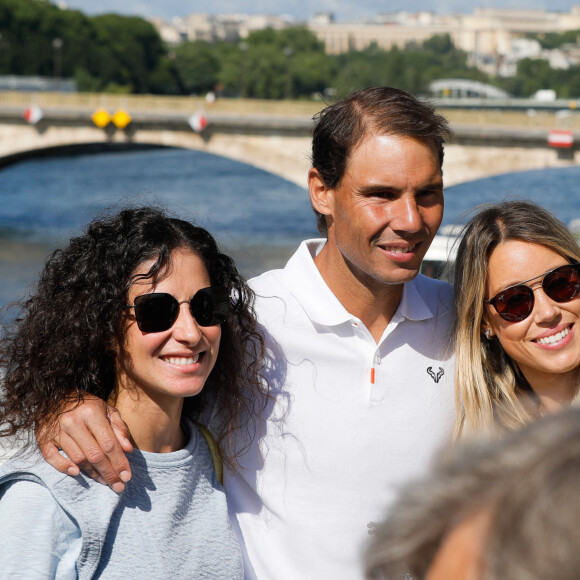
left=52, top=38, right=63, bottom=88
left=239, top=41, right=248, bottom=98
left=283, top=46, right=293, bottom=100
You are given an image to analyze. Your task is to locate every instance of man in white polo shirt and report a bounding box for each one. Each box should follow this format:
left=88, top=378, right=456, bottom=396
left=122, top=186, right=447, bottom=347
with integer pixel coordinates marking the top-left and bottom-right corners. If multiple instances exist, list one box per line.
left=39, top=87, right=456, bottom=579
left=226, top=87, right=455, bottom=578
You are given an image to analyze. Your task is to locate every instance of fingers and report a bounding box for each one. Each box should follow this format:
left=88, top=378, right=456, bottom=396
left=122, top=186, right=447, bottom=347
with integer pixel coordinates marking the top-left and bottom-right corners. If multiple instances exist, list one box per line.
left=37, top=439, right=80, bottom=477
left=35, top=396, right=133, bottom=493
left=107, top=407, right=134, bottom=454
left=57, top=431, right=109, bottom=484
left=58, top=402, right=133, bottom=492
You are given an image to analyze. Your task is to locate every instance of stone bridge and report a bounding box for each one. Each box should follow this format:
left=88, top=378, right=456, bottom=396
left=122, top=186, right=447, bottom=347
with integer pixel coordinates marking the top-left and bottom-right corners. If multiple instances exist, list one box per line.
left=1, top=97, right=579, bottom=189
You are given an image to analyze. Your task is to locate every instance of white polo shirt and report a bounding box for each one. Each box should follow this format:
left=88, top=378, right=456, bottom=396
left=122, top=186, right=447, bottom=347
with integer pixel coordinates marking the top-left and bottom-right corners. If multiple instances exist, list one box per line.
left=224, top=239, right=455, bottom=580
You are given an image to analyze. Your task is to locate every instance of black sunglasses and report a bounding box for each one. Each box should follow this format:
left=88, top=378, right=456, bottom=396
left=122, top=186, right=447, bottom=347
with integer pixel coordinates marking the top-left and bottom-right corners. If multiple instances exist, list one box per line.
left=127, top=287, right=229, bottom=333
left=487, top=263, right=580, bottom=322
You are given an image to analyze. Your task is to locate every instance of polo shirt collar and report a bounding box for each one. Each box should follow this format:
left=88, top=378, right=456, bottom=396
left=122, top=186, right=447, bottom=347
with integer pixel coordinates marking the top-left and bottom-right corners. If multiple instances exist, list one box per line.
left=392, top=276, right=436, bottom=323
left=282, top=239, right=436, bottom=327
left=282, top=239, right=352, bottom=326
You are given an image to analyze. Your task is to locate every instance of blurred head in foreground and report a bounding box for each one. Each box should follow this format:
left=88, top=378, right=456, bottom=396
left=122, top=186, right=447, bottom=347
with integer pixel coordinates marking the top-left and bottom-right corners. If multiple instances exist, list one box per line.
left=365, top=408, right=580, bottom=580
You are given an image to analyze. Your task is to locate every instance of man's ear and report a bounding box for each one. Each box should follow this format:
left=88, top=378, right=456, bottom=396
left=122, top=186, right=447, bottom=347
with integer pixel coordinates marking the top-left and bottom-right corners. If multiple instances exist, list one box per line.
left=308, top=168, right=334, bottom=217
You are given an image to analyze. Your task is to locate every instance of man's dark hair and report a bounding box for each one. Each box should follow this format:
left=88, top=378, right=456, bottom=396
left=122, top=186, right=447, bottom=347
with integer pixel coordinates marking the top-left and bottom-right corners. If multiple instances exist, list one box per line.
left=311, top=86, right=453, bottom=235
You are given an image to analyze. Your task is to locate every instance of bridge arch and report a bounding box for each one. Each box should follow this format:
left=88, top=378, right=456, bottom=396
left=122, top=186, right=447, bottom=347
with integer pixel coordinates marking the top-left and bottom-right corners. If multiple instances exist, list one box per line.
left=0, top=123, right=311, bottom=188
left=1, top=112, right=579, bottom=190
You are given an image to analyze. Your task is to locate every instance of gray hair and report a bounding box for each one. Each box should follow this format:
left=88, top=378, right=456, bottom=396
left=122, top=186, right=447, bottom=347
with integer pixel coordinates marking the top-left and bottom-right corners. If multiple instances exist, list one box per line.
left=365, top=408, right=580, bottom=580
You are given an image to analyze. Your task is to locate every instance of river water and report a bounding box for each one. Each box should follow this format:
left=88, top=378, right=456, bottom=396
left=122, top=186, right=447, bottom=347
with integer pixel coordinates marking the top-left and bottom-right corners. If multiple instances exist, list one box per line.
left=1, top=147, right=580, bottom=316
left=0, top=147, right=317, bottom=316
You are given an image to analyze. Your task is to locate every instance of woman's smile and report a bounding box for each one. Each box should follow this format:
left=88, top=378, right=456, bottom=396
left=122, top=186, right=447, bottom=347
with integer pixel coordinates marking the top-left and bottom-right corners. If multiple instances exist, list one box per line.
left=533, top=324, right=573, bottom=348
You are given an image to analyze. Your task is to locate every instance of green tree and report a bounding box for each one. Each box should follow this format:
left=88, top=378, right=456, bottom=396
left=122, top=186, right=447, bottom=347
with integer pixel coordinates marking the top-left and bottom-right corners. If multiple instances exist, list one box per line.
left=236, top=26, right=330, bottom=99
left=531, top=30, right=580, bottom=49
left=333, top=35, right=488, bottom=96
left=173, top=41, right=221, bottom=94
left=291, top=51, right=337, bottom=99
left=91, top=14, right=168, bottom=93
left=500, top=58, right=555, bottom=97
left=0, top=0, right=178, bottom=93
left=422, top=34, right=455, bottom=55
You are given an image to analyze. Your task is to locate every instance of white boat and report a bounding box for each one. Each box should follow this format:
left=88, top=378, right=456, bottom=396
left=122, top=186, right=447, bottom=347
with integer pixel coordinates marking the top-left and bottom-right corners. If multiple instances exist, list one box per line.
left=421, top=225, right=462, bottom=280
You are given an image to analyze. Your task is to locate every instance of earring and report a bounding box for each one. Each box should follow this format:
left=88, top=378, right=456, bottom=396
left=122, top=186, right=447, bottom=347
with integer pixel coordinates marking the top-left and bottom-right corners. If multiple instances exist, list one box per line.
left=485, top=329, right=491, bottom=340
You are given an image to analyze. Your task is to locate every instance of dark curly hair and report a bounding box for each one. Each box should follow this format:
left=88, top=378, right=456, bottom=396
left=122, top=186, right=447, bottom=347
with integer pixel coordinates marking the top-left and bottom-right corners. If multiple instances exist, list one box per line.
left=0, top=206, right=268, bottom=469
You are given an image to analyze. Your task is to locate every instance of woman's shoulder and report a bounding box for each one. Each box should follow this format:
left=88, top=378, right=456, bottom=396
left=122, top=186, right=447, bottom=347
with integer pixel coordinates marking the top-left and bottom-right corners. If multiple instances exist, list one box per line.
left=0, top=478, right=82, bottom=577
left=0, top=446, right=121, bottom=514
left=0, top=446, right=67, bottom=487
left=0, top=475, right=56, bottom=506
left=0, top=477, right=69, bottom=528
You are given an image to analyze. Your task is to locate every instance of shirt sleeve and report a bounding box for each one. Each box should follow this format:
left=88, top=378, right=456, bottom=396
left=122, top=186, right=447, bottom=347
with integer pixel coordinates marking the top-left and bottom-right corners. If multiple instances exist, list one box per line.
left=0, top=479, right=81, bottom=579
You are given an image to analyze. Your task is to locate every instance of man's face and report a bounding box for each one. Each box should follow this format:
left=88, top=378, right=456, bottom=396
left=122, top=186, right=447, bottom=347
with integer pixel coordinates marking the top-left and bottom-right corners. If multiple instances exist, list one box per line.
left=315, top=134, right=444, bottom=289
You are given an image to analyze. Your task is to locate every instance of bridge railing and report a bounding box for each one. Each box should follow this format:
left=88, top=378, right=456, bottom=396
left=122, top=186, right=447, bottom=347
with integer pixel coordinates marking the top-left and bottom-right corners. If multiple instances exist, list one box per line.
left=442, top=107, right=580, bottom=131
left=0, top=91, right=323, bottom=117
left=2, top=91, right=580, bottom=131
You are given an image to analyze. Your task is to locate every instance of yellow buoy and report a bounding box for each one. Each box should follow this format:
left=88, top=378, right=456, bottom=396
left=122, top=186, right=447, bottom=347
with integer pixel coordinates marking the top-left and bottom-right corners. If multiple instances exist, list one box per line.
left=92, top=109, right=111, bottom=128
left=113, top=109, right=132, bottom=129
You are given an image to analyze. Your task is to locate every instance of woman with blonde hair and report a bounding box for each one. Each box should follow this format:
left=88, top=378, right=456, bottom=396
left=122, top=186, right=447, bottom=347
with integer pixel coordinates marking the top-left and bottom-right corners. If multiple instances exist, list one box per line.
left=454, top=200, right=580, bottom=437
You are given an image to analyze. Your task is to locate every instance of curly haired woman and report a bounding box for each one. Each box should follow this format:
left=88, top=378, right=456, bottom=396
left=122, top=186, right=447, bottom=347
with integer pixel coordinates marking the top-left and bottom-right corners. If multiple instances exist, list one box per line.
left=0, top=207, right=268, bottom=578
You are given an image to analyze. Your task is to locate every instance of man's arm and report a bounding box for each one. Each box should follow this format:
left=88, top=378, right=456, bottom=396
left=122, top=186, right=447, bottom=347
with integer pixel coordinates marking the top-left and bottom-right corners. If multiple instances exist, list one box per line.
left=37, top=396, right=134, bottom=493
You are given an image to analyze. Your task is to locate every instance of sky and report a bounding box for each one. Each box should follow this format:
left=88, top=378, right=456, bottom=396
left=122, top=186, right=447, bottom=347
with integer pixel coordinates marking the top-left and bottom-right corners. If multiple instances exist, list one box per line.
left=57, top=0, right=580, bottom=23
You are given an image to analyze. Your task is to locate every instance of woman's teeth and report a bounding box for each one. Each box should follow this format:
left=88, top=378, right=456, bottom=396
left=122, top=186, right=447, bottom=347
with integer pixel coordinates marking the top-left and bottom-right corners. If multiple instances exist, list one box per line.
left=164, top=355, right=200, bottom=365
left=536, top=327, right=570, bottom=345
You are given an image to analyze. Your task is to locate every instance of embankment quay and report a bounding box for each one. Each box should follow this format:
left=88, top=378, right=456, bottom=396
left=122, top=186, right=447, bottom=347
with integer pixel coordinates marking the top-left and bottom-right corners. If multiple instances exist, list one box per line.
left=1, top=92, right=580, bottom=187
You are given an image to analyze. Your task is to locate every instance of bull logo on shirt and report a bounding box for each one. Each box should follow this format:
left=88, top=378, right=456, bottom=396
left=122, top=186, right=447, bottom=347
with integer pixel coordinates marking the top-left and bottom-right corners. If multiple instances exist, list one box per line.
left=427, top=366, right=444, bottom=383
left=367, top=521, right=378, bottom=535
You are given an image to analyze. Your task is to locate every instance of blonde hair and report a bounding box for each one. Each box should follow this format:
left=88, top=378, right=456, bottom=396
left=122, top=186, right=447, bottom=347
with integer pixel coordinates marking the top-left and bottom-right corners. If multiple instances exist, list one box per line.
left=453, top=200, right=580, bottom=438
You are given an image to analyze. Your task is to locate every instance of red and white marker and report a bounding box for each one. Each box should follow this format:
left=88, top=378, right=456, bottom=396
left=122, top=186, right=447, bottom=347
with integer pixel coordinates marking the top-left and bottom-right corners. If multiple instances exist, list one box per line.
left=24, top=105, right=43, bottom=125
left=188, top=112, right=209, bottom=133
left=548, top=129, right=574, bottom=148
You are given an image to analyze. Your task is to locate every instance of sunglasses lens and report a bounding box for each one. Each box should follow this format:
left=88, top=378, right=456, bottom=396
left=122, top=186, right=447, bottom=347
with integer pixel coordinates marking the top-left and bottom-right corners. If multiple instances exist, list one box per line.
left=493, top=286, right=534, bottom=322
left=190, top=287, right=229, bottom=326
left=134, top=293, right=178, bottom=333
left=132, top=288, right=229, bottom=332
left=544, top=265, right=580, bottom=303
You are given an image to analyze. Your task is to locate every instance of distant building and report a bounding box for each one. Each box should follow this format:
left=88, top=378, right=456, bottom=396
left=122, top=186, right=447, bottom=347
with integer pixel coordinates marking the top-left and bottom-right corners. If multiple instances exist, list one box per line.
left=150, top=6, right=580, bottom=77
left=150, top=18, right=185, bottom=45
left=309, top=13, right=334, bottom=26
left=0, top=75, right=76, bottom=92
left=156, top=13, right=296, bottom=45
left=308, top=7, right=580, bottom=61
left=307, top=12, right=460, bottom=54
